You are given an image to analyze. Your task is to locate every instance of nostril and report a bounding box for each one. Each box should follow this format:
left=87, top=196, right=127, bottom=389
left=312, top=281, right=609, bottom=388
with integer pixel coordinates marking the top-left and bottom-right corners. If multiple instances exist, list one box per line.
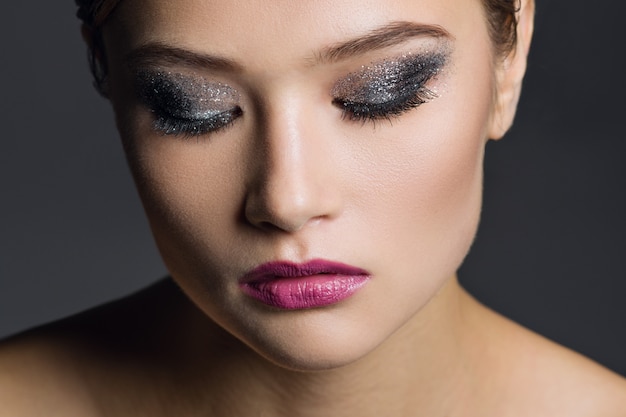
left=244, top=203, right=311, bottom=233
left=243, top=188, right=336, bottom=233
left=256, top=220, right=291, bottom=233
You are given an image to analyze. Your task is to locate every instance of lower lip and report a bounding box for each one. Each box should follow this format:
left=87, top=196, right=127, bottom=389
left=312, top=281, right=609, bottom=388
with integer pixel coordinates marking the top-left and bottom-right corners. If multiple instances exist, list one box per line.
left=240, top=274, right=369, bottom=310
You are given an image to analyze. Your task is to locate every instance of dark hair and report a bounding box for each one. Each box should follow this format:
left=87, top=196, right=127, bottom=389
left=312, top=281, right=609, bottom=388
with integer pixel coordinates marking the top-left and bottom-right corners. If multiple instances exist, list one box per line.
left=76, top=0, right=121, bottom=94
left=76, top=0, right=520, bottom=95
left=76, top=0, right=121, bottom=28
left=483, top=0, right=520, bottom=59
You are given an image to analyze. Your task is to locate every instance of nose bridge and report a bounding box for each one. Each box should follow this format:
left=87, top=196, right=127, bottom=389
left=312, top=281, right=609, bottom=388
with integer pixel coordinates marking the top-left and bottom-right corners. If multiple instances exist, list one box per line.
left=245, top=91, right=340, bottom=232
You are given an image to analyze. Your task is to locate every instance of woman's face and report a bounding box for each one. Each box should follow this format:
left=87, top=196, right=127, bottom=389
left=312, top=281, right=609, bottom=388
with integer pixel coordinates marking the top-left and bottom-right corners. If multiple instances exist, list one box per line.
left=103, top=0, right=510, bottom=369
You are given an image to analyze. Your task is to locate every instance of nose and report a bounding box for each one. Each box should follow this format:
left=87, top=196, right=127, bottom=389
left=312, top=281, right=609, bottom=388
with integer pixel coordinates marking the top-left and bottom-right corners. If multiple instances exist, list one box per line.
left=244, top=100, right=342, bottom=233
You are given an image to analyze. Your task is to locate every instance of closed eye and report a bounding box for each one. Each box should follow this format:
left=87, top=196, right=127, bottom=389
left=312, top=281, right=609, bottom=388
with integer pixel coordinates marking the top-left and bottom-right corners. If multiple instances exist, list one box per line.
left=333, top=87, right=437, bottom=123
left=134, top=69, right=242, bottom=138
left=331, top=50, right=447, bottom=123
left=151, top=107, right=243, bottom=137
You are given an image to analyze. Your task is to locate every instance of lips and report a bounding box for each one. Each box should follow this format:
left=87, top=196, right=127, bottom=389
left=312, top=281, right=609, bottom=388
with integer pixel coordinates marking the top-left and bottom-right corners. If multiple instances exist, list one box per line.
left=239, top=260, right=370, bottom=310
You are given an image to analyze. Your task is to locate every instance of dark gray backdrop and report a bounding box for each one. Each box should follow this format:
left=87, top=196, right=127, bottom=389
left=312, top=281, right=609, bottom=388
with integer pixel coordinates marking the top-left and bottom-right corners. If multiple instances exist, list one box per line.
left=1, top=2, right=624, bottom=376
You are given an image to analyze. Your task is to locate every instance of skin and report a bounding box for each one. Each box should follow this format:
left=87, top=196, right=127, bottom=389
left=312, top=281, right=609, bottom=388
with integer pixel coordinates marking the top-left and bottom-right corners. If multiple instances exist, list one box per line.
left=110, top=0, right=489, bottom=371
left=1, top=0, right=625, bottom=415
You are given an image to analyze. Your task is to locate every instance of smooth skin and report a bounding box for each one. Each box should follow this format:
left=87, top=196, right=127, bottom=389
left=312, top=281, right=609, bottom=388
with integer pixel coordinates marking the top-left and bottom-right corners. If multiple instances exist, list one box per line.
left=1, top=0, right=626, bottom=415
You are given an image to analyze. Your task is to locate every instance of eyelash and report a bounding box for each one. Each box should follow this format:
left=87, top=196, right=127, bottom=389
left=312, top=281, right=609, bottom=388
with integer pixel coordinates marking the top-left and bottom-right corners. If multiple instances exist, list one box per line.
left=144, top=65, right=439, bottom=137
left=151, top=88, right=433, bottom=137
left=152, top=107, right=242, bottom=137
left=332, top=86, right=437, bottom=123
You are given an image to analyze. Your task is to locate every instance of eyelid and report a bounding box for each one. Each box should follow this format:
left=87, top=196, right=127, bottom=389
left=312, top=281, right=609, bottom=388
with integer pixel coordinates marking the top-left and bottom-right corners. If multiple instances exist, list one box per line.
left=331, top=51, right=447, bottom=102
left=133, top=69, right=242, bottom=137
left=330, top=51, right=448, bottom=122
left=135, top=70, right=240, bottom=112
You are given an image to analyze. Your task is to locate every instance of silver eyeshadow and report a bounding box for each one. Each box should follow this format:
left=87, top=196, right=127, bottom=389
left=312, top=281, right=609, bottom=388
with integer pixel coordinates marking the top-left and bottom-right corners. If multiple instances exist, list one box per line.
left=331, top=51, right=447, bottom=106
left=135, top=70, right=241, bottom=135
left=134, top=51, right=447, bottom=136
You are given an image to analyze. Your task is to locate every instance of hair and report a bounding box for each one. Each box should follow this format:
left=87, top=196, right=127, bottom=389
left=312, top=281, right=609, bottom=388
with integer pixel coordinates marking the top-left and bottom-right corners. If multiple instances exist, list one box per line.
left=483, top=0, right=520, bottom=59
left=75, top=0, right=122, bottom=94
left=76, top=0, right=520, bottom=95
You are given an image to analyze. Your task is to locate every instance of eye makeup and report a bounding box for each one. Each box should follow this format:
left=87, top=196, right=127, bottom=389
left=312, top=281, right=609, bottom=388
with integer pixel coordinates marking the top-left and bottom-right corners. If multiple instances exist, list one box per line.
left=331, top=50, right=448, bottom=122
left=133, top=49, right=448, bottom=137
left=135, top=70, right=242, bottom=136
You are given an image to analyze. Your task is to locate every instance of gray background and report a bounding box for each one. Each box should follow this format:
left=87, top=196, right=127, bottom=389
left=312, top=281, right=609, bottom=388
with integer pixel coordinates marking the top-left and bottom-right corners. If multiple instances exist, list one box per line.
left=1, top=2, right=625, bottom=376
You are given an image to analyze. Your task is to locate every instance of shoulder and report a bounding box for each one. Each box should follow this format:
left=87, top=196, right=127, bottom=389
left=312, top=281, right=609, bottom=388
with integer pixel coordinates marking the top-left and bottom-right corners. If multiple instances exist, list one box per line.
left=519, top=331, right=626, bottom=416
left=471, top=299, right=626, bottom=416
left=0, top=279, right=184, bottom=416
left=0, top=328, right=98, bottom=415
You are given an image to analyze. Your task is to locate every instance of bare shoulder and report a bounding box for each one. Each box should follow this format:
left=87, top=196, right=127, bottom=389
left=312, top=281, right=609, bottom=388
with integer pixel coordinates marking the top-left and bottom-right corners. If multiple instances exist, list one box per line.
left=470, top=297, right=626, bottom=416
left=0, top=279, right=186, bottom=416
left=519, top=334, right=626, bottom=416
left=522, top=331, right=626, bottom=416
left=0, top=324, right=98, bottom=415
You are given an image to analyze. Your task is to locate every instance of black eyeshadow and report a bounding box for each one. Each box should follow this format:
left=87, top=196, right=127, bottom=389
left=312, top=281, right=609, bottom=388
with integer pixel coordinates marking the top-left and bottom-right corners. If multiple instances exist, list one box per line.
left=331, top=51, right=448, bottom=106
left=135, top=70, right=241, bottom=135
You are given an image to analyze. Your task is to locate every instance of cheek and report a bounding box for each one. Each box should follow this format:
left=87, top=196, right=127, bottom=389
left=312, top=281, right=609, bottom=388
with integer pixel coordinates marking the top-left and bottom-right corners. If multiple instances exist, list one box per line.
left=348, top=60, right=494, bottom=281
left=353, top=127, right=485, bottom=284
left=119, top=122, right=250, bottom=284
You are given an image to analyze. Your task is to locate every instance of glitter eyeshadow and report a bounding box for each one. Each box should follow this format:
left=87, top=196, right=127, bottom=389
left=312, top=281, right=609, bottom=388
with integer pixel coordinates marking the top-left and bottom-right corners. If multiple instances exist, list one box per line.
left=135, top=70, right=241, bottom=135
left=331, top=51, right=447, bottom=105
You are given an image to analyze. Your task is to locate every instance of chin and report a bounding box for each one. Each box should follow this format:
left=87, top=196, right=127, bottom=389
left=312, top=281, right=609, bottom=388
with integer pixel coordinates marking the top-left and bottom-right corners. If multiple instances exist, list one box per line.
left=210, top=303, right=400, bottom=373
left=248, top=336, right=380, bottom=373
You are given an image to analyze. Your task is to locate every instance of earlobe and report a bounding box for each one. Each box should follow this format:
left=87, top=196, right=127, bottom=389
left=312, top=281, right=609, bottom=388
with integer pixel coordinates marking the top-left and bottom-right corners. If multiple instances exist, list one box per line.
left=488, top=0, right=535, bottom=140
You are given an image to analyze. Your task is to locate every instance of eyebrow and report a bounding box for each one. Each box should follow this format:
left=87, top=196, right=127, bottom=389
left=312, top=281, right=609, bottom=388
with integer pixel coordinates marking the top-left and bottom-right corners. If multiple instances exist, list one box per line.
left=125, top=21, right=452, bottom=71
left=314, top=21, right=453, bottom=64
left=126, top=43, right=243, bottom=72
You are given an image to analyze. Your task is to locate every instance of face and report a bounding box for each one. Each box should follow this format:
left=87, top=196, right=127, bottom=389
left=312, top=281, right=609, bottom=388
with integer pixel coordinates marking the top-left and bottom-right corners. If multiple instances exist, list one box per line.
left=102, top=0, right=513, bottom=370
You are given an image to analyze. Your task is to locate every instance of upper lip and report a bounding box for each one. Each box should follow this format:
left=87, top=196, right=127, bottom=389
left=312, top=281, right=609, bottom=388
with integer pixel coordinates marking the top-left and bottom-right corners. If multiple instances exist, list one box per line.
left=240, top=259, right=370, bottom=283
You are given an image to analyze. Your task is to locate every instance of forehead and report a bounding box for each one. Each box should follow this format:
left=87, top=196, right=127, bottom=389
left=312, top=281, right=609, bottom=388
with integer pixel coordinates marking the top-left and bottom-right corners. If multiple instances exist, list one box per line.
left=107, top=0, right=485, bottom=63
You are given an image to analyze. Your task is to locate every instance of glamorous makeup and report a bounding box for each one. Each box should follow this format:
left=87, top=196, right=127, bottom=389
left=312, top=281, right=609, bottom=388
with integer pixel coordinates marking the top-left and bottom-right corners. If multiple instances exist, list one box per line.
left=133, top=49, right=448, bottom=137
left=331, top=50, right=448, bottom=122
left=239, top=260, right=371, bottom=310
left=135, top=70, right=242, bottom=136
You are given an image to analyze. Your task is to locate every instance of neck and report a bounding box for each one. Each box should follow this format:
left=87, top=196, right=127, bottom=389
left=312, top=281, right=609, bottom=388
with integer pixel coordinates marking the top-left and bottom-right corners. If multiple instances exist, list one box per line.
left=171, top=277, right=481, bottom=417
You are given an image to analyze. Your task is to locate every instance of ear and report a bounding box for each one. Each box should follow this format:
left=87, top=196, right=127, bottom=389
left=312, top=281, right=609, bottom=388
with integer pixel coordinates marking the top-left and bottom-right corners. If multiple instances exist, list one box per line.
left=488, top=0, right=535, bottom=140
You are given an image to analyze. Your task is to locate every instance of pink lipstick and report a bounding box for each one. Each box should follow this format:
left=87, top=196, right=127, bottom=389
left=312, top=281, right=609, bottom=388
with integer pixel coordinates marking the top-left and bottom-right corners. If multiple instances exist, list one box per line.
left=239, top=260, right=370, bottom=310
